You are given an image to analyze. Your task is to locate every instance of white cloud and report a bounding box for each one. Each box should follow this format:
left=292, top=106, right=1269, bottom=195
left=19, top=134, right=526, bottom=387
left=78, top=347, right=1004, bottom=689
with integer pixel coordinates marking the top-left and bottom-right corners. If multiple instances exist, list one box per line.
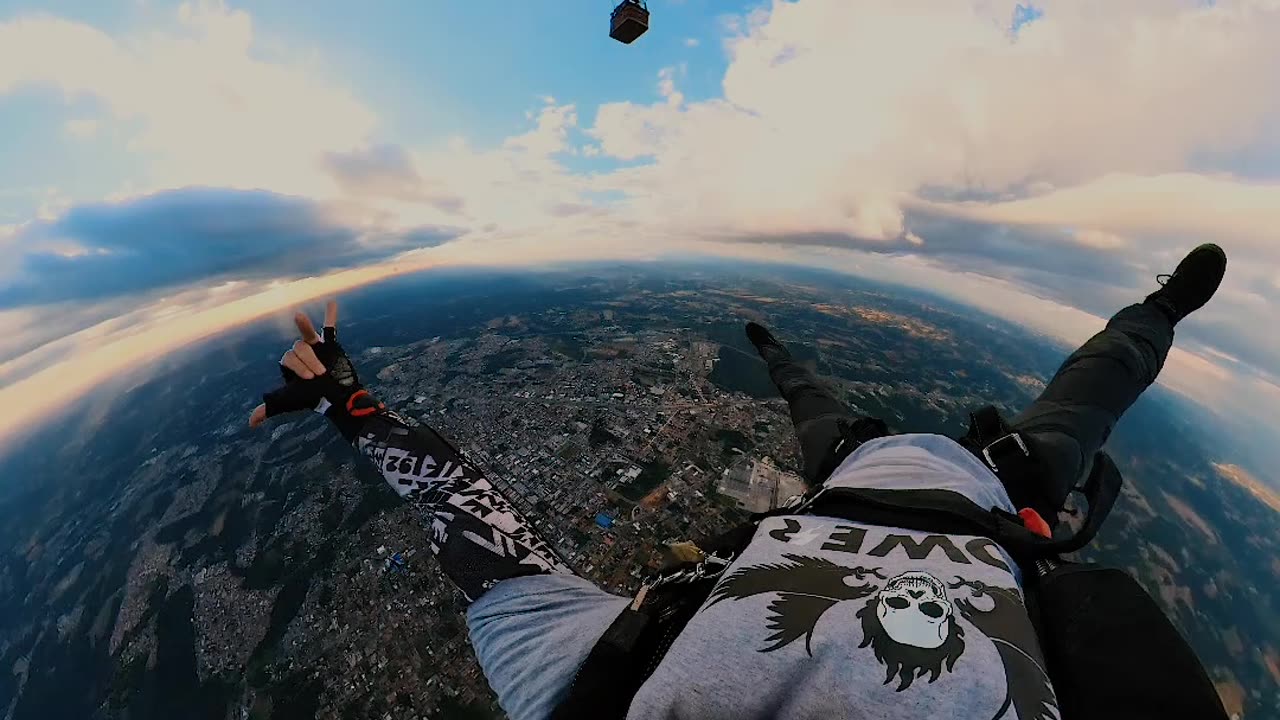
left=1072, top=229, right=1128, bottom=251
left=503, top=102, right=578, bottom=156
left=64, top=118, right=98, bottom=139
left=383, top=101, right=599, bottom=233
left=931, top=173, right=1280, bottom=254
left=0, top=261, right=421, bottom=450
left=0, top=2, right=376, bottom=198
left=4, top=0, right=1280, bottom=448
left=586, top=1, right=1280, bottom=245
left=1198, top=345, right=1242, bottom=366
left=684, top=37, right=700, bottom=48
left=574, top=0, right=1280, bottom=418
left=11, top=1, right=1280, bottom=278
left=35, top=190, right=71, bottom=221
left=656, top=66, right=685, bottom=107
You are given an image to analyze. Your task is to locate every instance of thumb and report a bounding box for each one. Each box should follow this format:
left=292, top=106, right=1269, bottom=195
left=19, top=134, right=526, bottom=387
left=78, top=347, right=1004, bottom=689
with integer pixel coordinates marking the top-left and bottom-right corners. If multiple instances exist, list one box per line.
left=248, top=403, right=268, bottom=428
left=261, top=383, right=321, bottom=421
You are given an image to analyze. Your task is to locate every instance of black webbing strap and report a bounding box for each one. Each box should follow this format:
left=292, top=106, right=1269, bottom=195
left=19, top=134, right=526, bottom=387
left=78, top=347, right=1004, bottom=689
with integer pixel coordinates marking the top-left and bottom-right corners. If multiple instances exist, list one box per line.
left=551, top=606, right=651, bottom=720
left=960, top=406, right=1053, bottom=518
left=551, top=576, right=720, bottom=720
left=814, top=416, right=892, bottom=483
left=966, top=405, right=1006, bottom=447
left=798, top=483, right=1116, bottom=560
left=959, top=406, right=1122, bottom=538
left=1065, top=452, right=1122, bottom=552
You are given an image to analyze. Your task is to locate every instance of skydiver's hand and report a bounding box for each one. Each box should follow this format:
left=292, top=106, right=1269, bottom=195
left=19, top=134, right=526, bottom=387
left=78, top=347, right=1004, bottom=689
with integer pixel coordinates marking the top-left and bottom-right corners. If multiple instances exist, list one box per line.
left=248, top=300, right=382, bottom=432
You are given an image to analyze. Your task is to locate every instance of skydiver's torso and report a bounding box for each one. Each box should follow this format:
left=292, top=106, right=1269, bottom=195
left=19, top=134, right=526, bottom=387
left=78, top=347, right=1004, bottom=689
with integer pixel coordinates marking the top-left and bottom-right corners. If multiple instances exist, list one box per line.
left=628, top=435, right=1061, bottom=720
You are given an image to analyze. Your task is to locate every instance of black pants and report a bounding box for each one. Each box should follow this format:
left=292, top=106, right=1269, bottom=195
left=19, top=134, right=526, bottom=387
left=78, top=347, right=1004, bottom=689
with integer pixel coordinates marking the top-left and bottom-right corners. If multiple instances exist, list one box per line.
left=765, top=302, right=1175, bottom=510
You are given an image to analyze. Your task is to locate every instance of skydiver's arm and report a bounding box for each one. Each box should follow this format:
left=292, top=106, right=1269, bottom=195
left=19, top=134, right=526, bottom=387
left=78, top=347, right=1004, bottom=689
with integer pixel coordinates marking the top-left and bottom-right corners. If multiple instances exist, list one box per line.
left=346, top=406, right=573, bottom=597
left=249, top=302, right=571, bottom=600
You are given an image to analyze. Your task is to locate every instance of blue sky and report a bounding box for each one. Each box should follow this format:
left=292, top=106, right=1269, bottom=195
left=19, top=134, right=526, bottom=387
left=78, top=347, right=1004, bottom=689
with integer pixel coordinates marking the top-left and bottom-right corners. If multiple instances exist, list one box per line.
left=1, top=0, right=1280, bottom=466
left=0, top=0, right=734, bottom=221
left=247, top=2, right=730, bottom=143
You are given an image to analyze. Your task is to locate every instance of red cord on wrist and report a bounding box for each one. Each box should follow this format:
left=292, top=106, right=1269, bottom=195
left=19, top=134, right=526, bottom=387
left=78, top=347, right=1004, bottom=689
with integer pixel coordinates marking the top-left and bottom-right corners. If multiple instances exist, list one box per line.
left=346, top=389, right=385, bottom=417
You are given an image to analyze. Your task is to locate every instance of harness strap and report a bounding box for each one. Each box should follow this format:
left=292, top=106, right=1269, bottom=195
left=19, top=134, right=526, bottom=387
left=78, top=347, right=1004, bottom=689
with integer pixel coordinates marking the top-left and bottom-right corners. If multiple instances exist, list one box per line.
left=551, top=607, right=651, bottom=719
left=550, top=575, right=720, bottom=720
left=797, top=483, right=1113, bottom=560
left=813, top=416, right=891, bottom=482
left=960, top=406, right=1055, bottom=520
left=958, top=406, right=1122, bottom=545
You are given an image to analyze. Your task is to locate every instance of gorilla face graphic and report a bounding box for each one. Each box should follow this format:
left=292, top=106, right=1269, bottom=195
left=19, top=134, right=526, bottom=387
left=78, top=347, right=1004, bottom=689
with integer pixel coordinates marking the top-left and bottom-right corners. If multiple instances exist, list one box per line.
left=858, top=571, right=966, bottom=690
left=706, top=557, right=966, bottom=691
left=874, top=571, right=954, bottom=649
left=702, top=547, right=1058, bottom=714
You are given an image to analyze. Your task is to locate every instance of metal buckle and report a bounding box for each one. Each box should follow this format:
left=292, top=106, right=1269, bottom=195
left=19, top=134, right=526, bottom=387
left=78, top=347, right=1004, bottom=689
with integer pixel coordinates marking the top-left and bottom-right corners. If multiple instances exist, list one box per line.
left=649, top=552, right=733, bottom=590
left=792, top=486, right=829, bottom=515
left=696, top=553, right=730, bottom=579
left=982, top=433, right=1029, bottom=472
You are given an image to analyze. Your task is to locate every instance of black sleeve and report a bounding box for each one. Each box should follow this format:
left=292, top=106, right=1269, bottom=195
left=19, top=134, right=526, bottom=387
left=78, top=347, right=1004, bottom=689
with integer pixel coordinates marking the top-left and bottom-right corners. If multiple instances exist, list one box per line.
left=346, top=407, right=573, bottom=601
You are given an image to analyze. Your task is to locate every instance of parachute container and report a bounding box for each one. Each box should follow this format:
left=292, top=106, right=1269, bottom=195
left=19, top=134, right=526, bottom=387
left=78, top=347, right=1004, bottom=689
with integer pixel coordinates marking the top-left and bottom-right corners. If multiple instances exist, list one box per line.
left=610, top=0, right=649, bottom=44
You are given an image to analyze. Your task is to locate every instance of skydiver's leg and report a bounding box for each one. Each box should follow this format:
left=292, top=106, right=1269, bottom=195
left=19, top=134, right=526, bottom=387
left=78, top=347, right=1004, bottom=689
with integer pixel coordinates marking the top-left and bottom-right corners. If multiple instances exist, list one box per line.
left=1009, top=302, right=1173, bottom=512
left=768, top=353, right=860, bottom=485
left=746, top=323, right=887, bottom=486
left=1010, top=244, right=1226, bottom=513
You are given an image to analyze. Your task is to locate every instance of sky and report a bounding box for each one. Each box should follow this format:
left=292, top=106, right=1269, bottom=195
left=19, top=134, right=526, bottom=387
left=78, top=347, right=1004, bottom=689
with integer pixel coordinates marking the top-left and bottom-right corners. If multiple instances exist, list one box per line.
left=1, top=0, right=1279, bottom=472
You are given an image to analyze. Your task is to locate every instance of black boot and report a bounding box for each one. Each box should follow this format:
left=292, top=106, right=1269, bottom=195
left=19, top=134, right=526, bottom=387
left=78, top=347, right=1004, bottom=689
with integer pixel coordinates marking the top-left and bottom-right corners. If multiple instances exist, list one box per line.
left=1144, top=244, right=1227, bottom=324
left=745, top=322, right=791, bottom=362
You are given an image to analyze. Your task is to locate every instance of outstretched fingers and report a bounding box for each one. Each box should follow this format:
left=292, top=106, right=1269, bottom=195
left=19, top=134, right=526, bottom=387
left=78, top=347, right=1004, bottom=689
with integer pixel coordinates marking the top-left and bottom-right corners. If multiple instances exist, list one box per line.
left=253, top=301, right=341, bottom=429
left=291, top=340, right=326, bottom=375
left=295, top=312, right=320, bottom=344
left=323, top=300, right=339, bottom=343
left=281, top=349, right=316, bottom=379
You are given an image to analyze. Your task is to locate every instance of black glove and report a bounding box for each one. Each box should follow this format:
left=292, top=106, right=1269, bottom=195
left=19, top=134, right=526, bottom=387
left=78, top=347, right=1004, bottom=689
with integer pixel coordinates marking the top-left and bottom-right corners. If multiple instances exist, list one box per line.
left=261, top=324, right=384, bottom=438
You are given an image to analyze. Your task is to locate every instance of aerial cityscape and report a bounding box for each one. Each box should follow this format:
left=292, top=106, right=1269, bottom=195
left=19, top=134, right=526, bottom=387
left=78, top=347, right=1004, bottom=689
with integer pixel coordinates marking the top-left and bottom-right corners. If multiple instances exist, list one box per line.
left=4, top=2, right=1280, bottom=719
left=1, top=265, right=1276, bottom=719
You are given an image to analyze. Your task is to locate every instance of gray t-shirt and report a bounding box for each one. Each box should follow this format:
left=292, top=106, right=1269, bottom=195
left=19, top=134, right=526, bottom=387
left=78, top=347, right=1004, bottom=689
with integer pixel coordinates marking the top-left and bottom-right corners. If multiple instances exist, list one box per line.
left=466, top=435, right=1061, bottom=720
left=628, top=434, right=1060, bottom=719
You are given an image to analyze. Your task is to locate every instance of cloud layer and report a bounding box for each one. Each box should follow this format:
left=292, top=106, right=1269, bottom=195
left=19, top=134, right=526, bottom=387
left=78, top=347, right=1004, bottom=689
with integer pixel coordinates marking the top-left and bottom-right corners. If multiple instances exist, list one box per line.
left=558, top=0, right=1280, bottom=410
left=2, top=0, right=1280, bottom=452
left=0, top=187, right=461, bottom=308
left=590, top=2, right=1275, bottom=233
left=0, top=4, right=375, bottom=196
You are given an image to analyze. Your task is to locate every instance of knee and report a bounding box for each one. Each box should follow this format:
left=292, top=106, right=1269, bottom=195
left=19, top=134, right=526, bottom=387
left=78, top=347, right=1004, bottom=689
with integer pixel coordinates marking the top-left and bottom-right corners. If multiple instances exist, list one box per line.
left=1103, top=334, right=1164, bottom=383
left=1066, top=336, right=1161, bottom=384
left=776, top=373, right=823, bottom=394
